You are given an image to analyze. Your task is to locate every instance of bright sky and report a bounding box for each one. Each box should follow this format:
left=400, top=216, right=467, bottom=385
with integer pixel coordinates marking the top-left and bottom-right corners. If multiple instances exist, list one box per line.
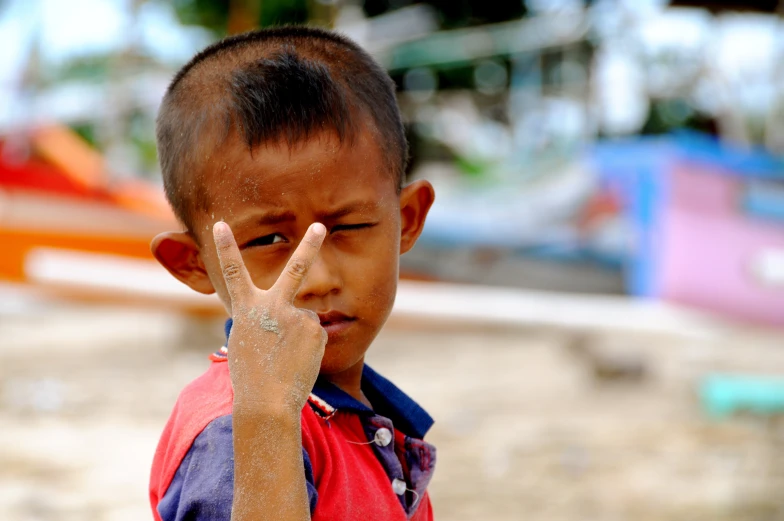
left=38, top=0, right=131, bottom=62
left=0, top=0, right=783, bottom=131
left=0, top=0, right=212, bottom=127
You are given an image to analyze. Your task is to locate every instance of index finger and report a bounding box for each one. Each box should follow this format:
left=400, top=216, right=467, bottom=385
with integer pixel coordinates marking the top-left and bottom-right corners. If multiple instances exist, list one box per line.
left=213, top=221, right=255, bottom=306
left=273, top=222, right=327, bottom=302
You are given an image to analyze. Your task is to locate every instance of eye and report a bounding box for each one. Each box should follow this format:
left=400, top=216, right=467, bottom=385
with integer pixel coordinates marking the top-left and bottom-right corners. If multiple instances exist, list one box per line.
left=331, top=223, right=377, bottom=233
left=244, top=233, right=286, bottom=248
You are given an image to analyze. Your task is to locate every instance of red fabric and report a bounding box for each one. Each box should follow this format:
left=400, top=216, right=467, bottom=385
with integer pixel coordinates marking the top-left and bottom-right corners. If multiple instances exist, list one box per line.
left=149, top=360, right=433, bottom=520
left=302, top=409, right=433, bottom=521
left=149, top=362, right=234, bottom=521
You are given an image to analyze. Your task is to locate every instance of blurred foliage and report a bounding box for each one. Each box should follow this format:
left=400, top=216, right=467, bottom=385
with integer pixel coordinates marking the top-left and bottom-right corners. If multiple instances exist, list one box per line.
left=671, top=0, right=781, bottom=12
left=364, top=0, right=527, bottom=29
left=172, top=0, right=308, bottom=34
left=171, top=0, right=529, bottom=34
left=641, top=99, right=720, bottom=138
left=70, top=122, right=98, bottom=148
left=50, top=56, right=114, bottom=84
left=257, top=0, right=307, bottom=27
left=43, top=54, right=159, bottom=87
left=172, top=0, right=231, bottom=32
left=128, top=110, right=160, bottom=172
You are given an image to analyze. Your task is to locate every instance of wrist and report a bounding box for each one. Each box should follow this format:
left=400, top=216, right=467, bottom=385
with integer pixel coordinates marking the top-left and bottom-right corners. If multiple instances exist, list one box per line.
left=233, top=397, right=303, bottom=423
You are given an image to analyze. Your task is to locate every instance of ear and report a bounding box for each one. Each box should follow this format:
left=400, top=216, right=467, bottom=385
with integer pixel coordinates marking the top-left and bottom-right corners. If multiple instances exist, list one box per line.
left=399, top=180, right=435, bottom=254
left=151, top=231, right=216, bottom=295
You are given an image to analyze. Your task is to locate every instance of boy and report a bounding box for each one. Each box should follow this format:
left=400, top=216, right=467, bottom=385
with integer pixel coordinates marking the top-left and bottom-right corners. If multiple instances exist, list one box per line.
left=148, top=26, right=436, bottom=521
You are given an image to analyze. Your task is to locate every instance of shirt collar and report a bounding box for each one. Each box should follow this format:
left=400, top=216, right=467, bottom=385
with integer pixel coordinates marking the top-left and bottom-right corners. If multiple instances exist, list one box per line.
left=223, top=318, right=434, bottom=439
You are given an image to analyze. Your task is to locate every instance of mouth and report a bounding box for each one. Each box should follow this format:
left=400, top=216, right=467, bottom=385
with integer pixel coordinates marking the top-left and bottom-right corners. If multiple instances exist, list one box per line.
left=317, top=311, right=356, bottom=337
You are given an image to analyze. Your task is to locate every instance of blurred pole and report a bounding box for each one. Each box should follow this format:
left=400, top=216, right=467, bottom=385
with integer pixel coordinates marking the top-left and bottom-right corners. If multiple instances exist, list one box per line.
left=101, top=0, right=151, bottom=178
left=228, top=0, right=260, bottom=34
left=308, top=0, right=339, bottom=28
left=6, top=4, right=40, bottom=163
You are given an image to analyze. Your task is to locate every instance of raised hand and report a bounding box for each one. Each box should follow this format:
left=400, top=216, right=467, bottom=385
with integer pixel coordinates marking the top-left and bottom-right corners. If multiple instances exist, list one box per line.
left=212, top=221, right=328, bottom=414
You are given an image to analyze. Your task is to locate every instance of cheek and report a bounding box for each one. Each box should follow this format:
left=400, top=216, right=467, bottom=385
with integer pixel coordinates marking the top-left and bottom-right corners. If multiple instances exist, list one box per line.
left=347, top=231, right=399, bottom=309
left=242, top=256, right=283, bottom=292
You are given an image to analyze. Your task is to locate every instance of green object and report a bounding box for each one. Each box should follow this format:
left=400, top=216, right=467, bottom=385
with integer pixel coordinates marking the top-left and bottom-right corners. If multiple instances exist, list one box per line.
left=700, top=374, right=784, bottom=419
left=455, top=156, right=490, bottom=177
left=383, top=15, right=588, bottom=71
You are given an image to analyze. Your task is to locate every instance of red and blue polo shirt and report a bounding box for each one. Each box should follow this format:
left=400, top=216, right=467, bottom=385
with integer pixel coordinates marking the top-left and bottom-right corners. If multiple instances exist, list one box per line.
left=149, top=319, right=437, bottom=521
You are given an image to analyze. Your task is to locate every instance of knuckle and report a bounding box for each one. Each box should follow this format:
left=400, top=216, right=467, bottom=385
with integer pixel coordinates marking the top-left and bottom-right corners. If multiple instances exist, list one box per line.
left=222, top=262, right=242, bottom=280
left=300, top=311, right=324, bottom=335
left=310, top=321, right=323, bottom=335
left=287, top=259, right=308, bottom=279
left=301, top=309, right=319, bottom=321
left=311, top=323, right=327, bottom=347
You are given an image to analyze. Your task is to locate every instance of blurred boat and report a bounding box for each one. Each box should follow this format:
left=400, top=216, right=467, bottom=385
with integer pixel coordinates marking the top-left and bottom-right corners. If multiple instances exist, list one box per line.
left=593, top=132, right=784, bottom=326
left=0, top=125, right=221, bottom=314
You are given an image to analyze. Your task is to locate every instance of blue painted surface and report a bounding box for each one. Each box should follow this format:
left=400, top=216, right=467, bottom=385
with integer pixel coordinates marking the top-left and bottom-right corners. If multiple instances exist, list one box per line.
left=700, top=375, right=784, bottom=419
left=590, top=131, right=784, bottom=296
left=743, top=182, right=784, bottom=223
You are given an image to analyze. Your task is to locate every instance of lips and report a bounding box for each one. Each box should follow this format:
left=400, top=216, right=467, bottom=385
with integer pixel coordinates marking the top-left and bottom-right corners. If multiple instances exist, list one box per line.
left=317, top=311, right=356, bottom=337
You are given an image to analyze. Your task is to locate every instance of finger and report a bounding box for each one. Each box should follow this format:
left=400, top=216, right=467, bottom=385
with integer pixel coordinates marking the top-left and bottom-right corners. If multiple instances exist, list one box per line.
left=273, top=222, right=327, bottom=302
left=213, top=221, right=255, bottom=306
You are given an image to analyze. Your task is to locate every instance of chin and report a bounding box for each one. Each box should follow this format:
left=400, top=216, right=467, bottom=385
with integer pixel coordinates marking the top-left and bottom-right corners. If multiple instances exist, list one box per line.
left=318, top=344, right=367, bottom=376
left=317, top=317, right=383, bottom=376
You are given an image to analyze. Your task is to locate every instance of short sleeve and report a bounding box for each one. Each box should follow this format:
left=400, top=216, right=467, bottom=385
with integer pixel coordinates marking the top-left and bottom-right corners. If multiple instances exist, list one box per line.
left=157, top=414, right=318, bottom=521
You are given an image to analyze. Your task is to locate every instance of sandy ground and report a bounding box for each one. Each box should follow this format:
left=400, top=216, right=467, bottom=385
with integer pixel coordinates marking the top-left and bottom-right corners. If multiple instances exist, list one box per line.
left=2, top=300, right=784, bottom=521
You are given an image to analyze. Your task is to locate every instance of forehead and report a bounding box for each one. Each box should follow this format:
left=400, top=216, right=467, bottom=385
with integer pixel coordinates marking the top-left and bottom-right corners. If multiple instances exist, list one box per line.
left=196, top=128, right=395, bottom=222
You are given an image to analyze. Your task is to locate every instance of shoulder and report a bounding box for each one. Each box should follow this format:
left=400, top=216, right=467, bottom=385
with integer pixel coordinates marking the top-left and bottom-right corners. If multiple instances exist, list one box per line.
left=156, top=414, right=235, bottom=521
left=150, top=361, right=234, bottom=518
left=176, top=359, right=234, bottom=415
left=161, top=360, right=234, bottom=445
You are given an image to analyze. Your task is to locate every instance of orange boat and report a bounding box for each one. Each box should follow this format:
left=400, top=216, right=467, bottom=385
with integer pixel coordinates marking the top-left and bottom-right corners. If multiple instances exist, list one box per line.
left=0, top=125, right=222, bottom=315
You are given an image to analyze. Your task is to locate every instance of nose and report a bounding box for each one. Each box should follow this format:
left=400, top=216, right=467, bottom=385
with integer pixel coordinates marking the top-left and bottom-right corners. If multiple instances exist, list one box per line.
left=295, top=244, right=342, bottom=301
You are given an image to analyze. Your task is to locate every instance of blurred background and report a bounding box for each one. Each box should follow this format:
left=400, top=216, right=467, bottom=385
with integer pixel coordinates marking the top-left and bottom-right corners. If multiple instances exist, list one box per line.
left=2, top=0, right=784, bottom=520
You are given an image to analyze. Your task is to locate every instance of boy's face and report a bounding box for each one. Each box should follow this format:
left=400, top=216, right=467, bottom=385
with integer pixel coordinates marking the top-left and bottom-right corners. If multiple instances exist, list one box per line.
left=153, top=127, right=434, bottom=377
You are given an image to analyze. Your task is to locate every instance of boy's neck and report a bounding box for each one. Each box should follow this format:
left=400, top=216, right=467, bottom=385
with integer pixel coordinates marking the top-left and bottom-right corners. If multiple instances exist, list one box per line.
left=323, top=357, right=372, bottom=409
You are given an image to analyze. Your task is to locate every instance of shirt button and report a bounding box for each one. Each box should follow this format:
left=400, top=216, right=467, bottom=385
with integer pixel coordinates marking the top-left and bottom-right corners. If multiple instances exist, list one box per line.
left=374, top=427, right=393, bottom=447
left=392, top=478, right=407, bottom=495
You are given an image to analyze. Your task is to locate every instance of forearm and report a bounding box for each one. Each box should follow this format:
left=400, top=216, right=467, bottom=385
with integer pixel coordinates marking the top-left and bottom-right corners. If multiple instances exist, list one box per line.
left=231, top=406, right=310, bottom=521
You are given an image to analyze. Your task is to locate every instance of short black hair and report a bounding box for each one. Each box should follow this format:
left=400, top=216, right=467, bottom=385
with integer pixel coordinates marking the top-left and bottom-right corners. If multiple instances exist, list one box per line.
left=156, top=26, right=408, bottom=233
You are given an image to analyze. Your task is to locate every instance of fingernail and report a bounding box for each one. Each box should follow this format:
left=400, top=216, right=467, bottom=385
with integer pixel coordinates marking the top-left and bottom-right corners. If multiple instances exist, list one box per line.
left=311, top=222, right=326, bottom=236
left=214, top=221, right=229, bottom=235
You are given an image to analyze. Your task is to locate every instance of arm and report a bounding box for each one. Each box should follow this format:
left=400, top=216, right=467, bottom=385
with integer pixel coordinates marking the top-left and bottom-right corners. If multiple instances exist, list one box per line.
left=156, top=415, right=319, bottom=521
left=232, top=407, right=307, bottom=520
left=213, top=222, right=327, bottom=521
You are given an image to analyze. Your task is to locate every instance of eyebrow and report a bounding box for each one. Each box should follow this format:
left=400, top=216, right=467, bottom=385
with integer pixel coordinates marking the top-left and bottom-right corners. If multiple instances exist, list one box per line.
left=320, top=200, right=380, bottom=220
left=232, top=200, right=379, bottom=230
left=233, top=209, right=297, bottom=230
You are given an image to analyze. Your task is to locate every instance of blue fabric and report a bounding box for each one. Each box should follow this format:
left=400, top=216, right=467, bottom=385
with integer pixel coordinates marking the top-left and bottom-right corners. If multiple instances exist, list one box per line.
left=361, top=365, right=434, bottom=440
left=157, top=414, right=318, bottom=521
left=224, top=318, right=233, bottom=343
left=225, top=318, right=435, bottom=438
